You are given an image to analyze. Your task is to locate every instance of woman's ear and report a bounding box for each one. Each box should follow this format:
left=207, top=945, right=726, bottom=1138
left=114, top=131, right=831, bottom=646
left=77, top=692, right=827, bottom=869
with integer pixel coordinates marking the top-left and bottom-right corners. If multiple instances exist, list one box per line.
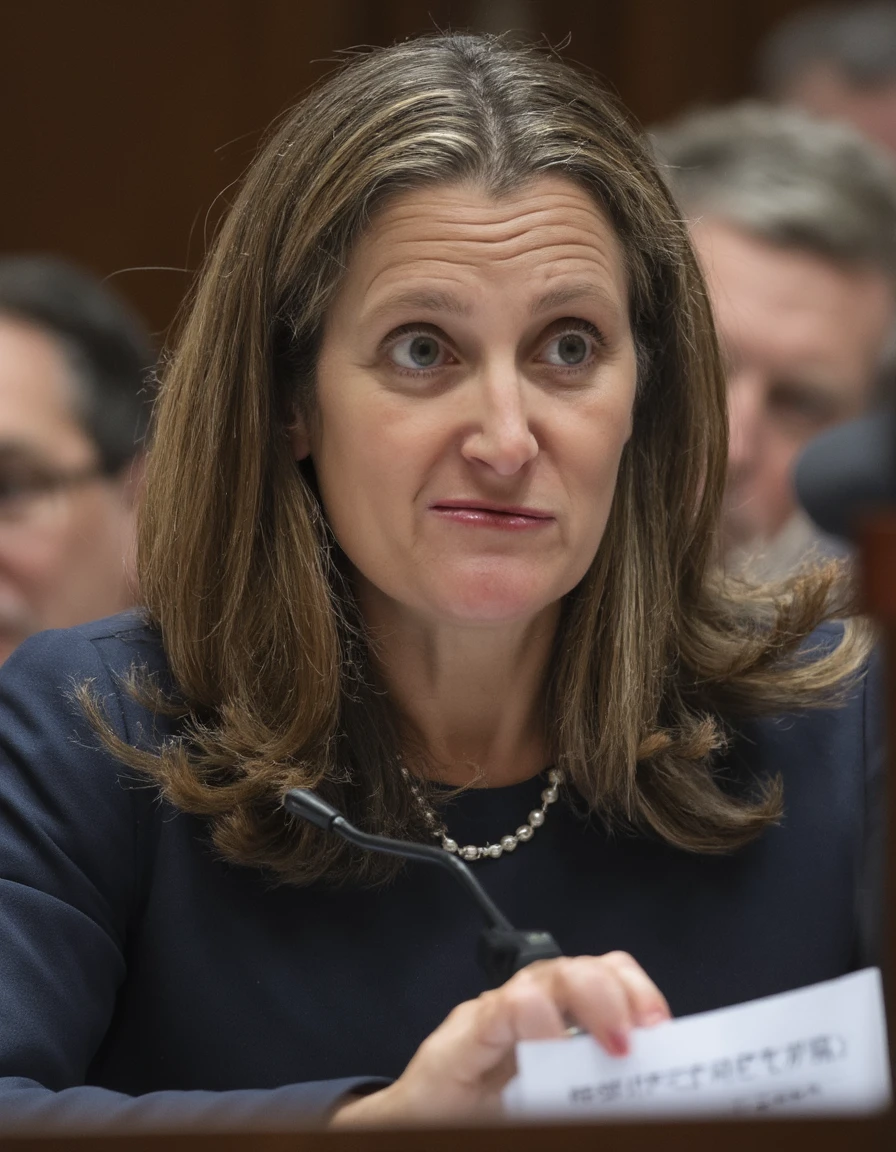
left=289, top=414, right=312, bottom=461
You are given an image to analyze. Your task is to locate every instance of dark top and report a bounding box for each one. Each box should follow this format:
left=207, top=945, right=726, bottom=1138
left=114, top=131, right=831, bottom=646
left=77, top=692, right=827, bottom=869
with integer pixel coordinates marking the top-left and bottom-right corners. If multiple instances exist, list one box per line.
left=0, top=613, right=883, bottom=1131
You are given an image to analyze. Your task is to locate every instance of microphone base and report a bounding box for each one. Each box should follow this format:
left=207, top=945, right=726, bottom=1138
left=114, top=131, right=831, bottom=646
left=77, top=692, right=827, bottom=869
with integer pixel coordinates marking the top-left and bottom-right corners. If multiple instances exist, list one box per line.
left=478, top=927, right=563, bottom=986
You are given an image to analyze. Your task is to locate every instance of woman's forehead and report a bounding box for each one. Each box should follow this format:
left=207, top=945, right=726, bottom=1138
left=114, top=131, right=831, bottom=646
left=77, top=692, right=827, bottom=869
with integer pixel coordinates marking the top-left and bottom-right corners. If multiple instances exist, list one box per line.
left=334, top=176, right=630, bottom=323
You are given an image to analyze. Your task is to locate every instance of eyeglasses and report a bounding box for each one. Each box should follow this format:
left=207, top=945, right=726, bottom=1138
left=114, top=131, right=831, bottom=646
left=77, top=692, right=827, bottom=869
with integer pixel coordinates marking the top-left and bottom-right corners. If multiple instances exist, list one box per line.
left=0, top=461, right=107, bottom=526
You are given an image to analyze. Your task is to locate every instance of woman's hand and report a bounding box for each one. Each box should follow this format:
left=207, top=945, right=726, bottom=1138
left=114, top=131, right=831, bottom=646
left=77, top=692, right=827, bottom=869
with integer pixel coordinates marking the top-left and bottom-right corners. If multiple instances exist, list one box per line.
left=330, top=951, right=670, bottom=1127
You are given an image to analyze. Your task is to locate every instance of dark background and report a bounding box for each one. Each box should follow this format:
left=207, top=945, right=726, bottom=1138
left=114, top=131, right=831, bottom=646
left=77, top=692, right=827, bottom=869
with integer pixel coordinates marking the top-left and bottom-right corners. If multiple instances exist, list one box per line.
left=1, top=0, right=818, bottom=342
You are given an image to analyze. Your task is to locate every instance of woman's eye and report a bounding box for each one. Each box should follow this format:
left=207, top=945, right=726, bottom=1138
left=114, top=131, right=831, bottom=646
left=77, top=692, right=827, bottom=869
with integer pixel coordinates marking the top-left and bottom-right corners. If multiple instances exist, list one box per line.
left=389, top=333, right=449, bottom=371
left=541, top=331, right=592, bottom=367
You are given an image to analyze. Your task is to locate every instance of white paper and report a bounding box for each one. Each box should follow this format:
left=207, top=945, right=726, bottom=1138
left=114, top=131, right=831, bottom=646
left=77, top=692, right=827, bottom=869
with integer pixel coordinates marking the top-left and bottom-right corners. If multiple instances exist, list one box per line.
left=505, top=967, right=891, bottom=1119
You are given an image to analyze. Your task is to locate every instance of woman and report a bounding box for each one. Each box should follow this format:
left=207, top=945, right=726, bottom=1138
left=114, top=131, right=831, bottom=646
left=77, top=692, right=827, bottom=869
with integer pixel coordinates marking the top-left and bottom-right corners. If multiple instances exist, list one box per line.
left=0, top=34, right=879, bottom=1130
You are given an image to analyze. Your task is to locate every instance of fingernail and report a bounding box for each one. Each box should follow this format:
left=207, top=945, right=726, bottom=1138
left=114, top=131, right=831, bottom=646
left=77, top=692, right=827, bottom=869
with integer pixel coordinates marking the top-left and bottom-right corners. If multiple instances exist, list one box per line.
left=640, top=1009, right=669, bottom=1027
left=608, top=1028, right=630, bottom=1057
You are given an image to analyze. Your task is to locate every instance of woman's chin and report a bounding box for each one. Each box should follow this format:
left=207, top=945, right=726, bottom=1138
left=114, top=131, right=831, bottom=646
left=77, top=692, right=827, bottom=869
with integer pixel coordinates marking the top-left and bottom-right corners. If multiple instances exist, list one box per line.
left=358, top=562, right=583, bottom=630
left=421, top=580, right=564, bottom=628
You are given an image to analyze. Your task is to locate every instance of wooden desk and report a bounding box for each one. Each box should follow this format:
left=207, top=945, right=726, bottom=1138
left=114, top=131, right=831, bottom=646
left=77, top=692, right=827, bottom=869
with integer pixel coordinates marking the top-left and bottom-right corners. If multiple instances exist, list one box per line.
left=0, top=1113, right=890, bottom=1151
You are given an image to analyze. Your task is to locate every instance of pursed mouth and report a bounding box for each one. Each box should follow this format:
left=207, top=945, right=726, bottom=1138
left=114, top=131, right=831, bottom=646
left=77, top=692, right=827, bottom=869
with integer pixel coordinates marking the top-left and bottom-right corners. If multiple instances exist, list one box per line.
left=430, top=501, right=553, bottom=520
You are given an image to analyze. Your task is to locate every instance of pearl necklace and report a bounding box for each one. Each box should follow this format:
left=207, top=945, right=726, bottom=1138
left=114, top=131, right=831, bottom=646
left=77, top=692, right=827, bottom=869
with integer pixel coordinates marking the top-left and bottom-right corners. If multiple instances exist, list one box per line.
left=401, top=766, right=564, bottom=861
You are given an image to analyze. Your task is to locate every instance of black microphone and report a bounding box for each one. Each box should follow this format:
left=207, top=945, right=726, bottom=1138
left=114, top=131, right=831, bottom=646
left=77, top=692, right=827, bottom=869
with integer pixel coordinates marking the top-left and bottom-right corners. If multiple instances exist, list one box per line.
left=283, top=788, right=563, bottom=986
left=794, top=409, right=895, bottom=541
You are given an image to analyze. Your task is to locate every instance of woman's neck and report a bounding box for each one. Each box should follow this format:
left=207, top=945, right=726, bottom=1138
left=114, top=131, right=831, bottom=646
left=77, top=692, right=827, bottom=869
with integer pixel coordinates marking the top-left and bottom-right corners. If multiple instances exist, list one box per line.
left=358, top=586, right=560, bottom=788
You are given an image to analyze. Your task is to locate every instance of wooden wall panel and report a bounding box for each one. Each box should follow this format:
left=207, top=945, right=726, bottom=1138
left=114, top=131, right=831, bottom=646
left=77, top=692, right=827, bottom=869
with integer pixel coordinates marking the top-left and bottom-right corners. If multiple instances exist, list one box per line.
left=0, top=0, right=363, bottom=338
left=0, top=0, right=821, bottom=338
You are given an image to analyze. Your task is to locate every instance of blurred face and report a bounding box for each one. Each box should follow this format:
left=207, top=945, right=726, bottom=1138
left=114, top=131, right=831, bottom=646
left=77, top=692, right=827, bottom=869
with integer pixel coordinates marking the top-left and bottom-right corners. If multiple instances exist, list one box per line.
left=293, top=177, right=638, bottom=632
left=785, top=65, right=896, bottom=157
left=691, top=219, right=895, bottom=551
left=0, top=318, right=138, bottom=662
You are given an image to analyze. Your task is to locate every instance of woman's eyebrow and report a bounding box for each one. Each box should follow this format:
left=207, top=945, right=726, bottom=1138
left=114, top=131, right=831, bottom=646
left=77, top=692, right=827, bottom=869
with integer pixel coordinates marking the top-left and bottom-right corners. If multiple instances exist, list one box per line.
left=529, top=282, right=621, bottom=317
left=364, top=289, right=472, bottom=324
left=362, top=282, right=621, bottom=327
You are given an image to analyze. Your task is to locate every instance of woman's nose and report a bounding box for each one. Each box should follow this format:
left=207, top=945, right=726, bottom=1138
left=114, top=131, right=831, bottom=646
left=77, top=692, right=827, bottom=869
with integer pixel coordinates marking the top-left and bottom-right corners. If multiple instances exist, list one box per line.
left=460, top=367, right=539, bottom=476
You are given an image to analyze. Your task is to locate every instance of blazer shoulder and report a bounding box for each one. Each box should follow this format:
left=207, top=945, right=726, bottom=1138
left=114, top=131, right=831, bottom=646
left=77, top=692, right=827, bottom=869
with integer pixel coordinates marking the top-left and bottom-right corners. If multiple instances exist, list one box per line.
left=2, top=610, right=171, bottom=736
left=0, top=613, right=175, bottom=953
left=732, top=624, right=878, bottom=812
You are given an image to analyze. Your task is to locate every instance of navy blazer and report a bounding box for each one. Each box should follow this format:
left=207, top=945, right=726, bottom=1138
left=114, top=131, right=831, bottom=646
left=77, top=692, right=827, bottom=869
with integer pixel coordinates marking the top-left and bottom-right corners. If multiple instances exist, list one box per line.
left=0, top=612, right=883, bottom=1130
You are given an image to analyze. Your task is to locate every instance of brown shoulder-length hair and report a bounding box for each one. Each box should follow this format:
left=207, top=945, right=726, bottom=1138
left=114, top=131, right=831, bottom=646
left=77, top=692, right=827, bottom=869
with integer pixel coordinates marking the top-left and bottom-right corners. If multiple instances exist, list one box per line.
left=89, top=33, right=870, bottom=885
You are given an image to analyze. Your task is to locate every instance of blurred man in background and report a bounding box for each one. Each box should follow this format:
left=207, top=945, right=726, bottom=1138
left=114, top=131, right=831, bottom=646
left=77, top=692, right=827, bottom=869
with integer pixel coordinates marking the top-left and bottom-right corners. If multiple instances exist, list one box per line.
left=0, top=256, right=153, bottom=662
left=655, top=104, right=896, bottom=578
left=757, top=2, right=896, bottom=156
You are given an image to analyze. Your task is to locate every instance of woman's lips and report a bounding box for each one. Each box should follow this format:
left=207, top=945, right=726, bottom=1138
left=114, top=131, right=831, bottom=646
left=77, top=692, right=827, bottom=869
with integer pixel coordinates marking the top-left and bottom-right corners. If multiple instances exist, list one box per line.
left=429, top=501, right=554, bottom=530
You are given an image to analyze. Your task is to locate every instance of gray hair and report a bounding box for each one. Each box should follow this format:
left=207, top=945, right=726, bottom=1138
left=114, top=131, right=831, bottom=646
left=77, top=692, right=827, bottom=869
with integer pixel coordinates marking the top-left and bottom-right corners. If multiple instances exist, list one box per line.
left=757, top=2, right=896, bottom=95
left=652, top=101, right=896, bottom=285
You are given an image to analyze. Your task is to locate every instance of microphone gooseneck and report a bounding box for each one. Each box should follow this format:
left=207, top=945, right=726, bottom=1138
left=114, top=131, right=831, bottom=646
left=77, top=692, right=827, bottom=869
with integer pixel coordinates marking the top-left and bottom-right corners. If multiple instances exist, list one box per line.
left=283, top=787, right=563, bottom=985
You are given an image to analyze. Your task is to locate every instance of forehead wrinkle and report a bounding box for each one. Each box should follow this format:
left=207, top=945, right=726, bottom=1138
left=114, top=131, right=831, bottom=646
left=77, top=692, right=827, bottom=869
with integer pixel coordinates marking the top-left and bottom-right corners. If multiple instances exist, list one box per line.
left=365, top=183, right=617, bottom=254
left=347, top=180, right=630, bottom=319
left=361, top=241, right=624, bottom=299
left=369, top=209, right=616, bottom=256
left=359, top=256, right=625, bottom=329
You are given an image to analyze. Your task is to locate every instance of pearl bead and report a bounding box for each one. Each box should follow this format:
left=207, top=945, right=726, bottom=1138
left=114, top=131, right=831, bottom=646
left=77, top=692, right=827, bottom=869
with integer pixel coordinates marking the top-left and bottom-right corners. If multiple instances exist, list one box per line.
left=405, top=765, right=565, bottom=861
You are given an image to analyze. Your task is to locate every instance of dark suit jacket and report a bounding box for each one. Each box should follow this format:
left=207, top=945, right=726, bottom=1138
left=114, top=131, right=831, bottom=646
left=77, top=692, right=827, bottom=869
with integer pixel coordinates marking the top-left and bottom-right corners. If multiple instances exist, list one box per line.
left=0, top=613, right=883, bottom=1130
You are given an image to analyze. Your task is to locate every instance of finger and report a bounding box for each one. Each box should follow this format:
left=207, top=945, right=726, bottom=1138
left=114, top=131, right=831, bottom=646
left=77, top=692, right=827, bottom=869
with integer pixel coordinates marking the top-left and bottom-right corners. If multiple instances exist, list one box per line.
left=600, top=951, right=672, bottom=1027
left=410, top=976, right=567, bottom=1091
left=491, top=968, right=570, bottom=1044
left=541, top=956, right=635, bottom=1056
left=460, top=972, right=569, bottom=1078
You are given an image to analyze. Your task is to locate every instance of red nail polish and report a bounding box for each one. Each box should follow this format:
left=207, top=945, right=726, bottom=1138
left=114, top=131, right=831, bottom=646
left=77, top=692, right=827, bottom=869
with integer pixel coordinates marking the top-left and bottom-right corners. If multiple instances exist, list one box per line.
left=608, top=1028, right=630, bottom=1057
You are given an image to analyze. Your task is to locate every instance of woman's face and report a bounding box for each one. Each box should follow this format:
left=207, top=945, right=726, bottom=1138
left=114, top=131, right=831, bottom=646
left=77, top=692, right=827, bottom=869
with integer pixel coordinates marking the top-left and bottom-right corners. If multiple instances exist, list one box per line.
left=294, top=176, right=638, bottom=631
